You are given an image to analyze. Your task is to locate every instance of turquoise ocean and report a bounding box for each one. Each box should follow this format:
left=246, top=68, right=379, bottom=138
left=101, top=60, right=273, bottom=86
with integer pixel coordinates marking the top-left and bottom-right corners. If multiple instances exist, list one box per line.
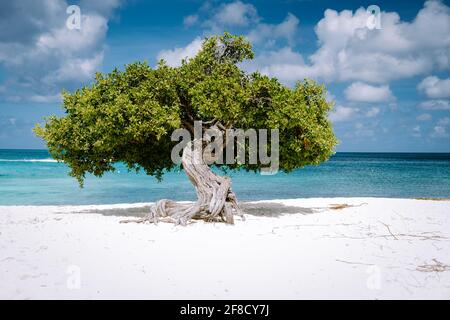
left=0, top=149, right=449, bottom=205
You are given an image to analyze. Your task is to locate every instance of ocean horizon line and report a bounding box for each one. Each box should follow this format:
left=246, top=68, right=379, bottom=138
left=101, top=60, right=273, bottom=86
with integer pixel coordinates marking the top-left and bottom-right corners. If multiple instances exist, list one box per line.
left=1, top=148, right=450, bottom=154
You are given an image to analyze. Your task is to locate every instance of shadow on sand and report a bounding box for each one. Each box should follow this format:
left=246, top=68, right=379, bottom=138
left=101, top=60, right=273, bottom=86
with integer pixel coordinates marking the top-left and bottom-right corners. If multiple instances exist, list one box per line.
left=70, top=201, right=317, bottom=218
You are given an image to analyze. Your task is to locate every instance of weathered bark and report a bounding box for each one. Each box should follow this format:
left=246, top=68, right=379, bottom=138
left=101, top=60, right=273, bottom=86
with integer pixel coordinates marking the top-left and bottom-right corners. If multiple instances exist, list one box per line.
left=121, top=140, right=244, bottom=225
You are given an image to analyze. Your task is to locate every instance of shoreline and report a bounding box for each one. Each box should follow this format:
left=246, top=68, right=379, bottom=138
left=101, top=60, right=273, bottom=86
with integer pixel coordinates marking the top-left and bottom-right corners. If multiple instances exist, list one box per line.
left=1, top=196, right=450, bottom=208
left=1, top=197, right=450, bottom=299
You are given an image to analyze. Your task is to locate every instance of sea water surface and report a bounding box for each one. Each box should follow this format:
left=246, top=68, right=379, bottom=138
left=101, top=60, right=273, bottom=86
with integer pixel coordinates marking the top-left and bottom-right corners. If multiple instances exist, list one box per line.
left=0, top=149, right=449, bottom=205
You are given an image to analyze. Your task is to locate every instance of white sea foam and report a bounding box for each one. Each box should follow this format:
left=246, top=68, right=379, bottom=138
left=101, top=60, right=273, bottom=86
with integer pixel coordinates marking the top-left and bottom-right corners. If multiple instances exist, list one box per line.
left=0, top=159, right=58, bottom=163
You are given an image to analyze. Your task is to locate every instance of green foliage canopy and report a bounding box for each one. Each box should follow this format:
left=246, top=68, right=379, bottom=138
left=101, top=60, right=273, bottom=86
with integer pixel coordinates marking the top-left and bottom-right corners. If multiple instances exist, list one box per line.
left=35, top=33, right=338, bottom=185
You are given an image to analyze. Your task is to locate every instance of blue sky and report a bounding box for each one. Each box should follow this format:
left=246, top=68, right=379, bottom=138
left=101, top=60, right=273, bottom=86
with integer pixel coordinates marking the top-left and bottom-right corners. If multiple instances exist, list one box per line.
left=1, top=0, right=450, bottom=152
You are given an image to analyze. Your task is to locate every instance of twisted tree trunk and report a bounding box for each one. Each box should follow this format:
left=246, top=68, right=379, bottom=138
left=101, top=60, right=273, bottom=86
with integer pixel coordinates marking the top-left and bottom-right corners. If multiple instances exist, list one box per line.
left=122, top=140, right=244, bottom=225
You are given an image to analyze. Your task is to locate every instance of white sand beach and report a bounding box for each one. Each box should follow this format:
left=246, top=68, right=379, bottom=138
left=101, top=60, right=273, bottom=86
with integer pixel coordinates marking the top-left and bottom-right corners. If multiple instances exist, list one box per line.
left=1, top=198, right=449, bottom=300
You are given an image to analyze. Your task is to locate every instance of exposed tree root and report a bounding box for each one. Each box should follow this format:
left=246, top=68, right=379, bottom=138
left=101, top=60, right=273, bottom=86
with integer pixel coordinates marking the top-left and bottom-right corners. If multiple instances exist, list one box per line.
left=121, top=141, right=244, bottom=226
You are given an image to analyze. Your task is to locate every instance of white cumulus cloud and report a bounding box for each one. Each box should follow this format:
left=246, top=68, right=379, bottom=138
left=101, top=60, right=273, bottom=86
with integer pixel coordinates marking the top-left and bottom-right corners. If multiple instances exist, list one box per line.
left=365, top=107, right=381, bottom=117
left=431, top=117, right=450, bottom=137
left=207, top=1, right=259, bottom=28
left=247, top=13, right=299, bottom=46
left=417, top=76, right=450, bottom=98
left=328, top=105, right=358, bottom=122
left=157, top=37, right=203, bottom=67
left=183, top=14, right=199, bottom=27
left=250, top=0, right=450, bottom=85
left=344, top=82, right=394, bottom=102
left=0, top=0, right=122, bottom=102
left=418, top=99, right=450, bottom=110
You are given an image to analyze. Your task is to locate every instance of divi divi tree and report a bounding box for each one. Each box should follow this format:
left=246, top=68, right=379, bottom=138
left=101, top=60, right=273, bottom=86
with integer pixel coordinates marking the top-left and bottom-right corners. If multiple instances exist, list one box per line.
left=35, top=33, right=337, bottom=225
